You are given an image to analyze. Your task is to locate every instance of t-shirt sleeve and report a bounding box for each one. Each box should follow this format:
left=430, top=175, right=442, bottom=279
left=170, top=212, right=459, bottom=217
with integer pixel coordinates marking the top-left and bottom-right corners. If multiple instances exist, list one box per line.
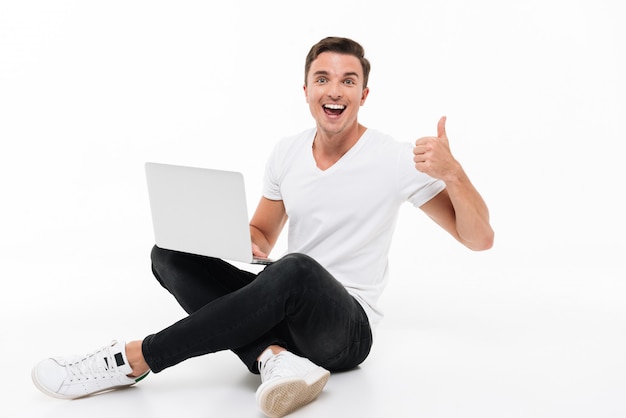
left=396, top=141, right=446, bottom=207
left=262, top=142, right=283, bottom=201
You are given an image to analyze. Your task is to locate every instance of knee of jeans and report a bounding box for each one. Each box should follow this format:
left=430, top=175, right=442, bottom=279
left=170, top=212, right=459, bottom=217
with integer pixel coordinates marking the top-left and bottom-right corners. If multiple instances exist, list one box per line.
left=151, top=244, right=172, bottom=263
left=150, top=245, right=171, bottom=287
left=151, top=245, right=163, bottom=265
left=269, top=253, right=332, bottom=289
left=273, top=253, right=317, bottom=276
left=278, top=252, right=315, bottom=266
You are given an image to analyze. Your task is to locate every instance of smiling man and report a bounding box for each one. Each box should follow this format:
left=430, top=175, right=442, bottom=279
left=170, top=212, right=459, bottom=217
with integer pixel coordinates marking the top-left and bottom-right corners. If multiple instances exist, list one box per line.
left=32, top=37, right=493, bottom=418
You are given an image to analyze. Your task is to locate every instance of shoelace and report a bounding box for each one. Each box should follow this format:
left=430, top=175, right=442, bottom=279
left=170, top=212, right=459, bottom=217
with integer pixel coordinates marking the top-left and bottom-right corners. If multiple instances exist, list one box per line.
left=64, top=343, right=119, bottom=381
left=260, top=352, right=286, bottom=383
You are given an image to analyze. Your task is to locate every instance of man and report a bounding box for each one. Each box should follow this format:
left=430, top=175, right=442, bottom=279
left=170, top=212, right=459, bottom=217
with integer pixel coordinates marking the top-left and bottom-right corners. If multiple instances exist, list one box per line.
left=32, top=36, right=493, bottom=418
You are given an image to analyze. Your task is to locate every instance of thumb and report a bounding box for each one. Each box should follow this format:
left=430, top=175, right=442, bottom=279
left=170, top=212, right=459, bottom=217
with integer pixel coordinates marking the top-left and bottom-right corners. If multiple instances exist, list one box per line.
left=437, top=116, right=447, bottom=139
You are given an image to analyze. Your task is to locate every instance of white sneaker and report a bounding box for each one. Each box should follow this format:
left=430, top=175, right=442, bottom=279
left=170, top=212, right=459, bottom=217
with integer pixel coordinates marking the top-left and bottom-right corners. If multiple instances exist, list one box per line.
left=32, top=340, right=149, bottom=399
left=256, top=349, right=330, bottom=418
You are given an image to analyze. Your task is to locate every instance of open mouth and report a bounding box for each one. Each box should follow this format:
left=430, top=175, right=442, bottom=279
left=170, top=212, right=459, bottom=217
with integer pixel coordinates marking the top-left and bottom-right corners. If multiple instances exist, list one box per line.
left=323, top=104, right=346, bottom=116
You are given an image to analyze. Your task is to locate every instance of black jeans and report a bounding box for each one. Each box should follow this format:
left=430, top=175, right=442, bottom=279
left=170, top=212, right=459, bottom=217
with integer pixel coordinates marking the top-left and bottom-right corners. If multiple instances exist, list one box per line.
left=142, top=246, right=373, bottom=374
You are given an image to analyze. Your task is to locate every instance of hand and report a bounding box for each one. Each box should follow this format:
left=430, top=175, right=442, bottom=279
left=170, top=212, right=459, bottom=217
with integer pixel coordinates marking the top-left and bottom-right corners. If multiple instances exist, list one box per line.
left=252, top=242, right=268, bottom=259
left=413, top=116, right=460, bottom=182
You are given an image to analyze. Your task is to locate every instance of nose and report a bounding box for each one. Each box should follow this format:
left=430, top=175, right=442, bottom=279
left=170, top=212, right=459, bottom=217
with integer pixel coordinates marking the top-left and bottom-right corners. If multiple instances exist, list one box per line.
left=326, top=81, right=342, bottom=99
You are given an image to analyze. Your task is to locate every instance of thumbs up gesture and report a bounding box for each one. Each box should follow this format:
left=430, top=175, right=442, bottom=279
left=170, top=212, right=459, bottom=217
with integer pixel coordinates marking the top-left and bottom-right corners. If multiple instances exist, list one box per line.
left=413, top=116, right=460, bottom=182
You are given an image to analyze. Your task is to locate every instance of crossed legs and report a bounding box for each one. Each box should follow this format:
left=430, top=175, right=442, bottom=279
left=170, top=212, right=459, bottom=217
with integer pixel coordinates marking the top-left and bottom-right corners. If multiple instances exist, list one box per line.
left=142, top=246, right=372, bottom=374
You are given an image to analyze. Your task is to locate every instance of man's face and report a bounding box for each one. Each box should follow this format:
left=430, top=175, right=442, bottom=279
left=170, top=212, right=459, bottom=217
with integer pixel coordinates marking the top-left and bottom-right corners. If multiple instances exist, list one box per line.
left=304, top=52, right=369, bottom=136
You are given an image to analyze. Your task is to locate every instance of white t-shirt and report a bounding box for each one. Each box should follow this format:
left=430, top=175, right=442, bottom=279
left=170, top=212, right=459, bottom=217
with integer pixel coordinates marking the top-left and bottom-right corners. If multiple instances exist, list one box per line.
left=263, top=127, right=445, bottom=328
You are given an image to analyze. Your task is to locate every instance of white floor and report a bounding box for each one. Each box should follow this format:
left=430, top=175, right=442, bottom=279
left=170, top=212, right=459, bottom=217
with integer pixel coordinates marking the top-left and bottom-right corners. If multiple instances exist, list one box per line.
left=5, top=247, right=626, bottom=418
left=3, top=2, right=625, bottom=416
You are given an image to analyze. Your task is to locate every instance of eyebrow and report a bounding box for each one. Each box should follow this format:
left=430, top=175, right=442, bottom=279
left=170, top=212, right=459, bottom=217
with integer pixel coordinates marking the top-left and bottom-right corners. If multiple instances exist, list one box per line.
left=313, top=70, right=360, bottom=79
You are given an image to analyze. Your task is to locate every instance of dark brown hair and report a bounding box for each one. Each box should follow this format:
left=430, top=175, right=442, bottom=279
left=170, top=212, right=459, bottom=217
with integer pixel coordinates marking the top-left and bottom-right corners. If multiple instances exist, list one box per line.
left=304, top=37, right=371, bottom=88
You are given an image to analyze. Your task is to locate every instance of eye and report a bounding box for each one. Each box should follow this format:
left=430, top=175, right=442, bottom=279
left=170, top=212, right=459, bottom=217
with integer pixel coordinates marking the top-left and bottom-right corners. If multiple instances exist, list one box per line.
left=344, top=79, right=355, bottom=85
left=316, top=77, right=328, bottom=84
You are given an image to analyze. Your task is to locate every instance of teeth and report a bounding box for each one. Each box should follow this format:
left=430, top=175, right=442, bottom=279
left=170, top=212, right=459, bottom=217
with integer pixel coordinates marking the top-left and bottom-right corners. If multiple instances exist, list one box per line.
left=324, top=104, right=345, bottom=110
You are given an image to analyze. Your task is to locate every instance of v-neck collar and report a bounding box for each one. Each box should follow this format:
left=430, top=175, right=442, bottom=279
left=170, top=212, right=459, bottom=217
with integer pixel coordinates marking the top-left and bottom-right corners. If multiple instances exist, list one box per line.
left=309, top=129, right=369, bottom=174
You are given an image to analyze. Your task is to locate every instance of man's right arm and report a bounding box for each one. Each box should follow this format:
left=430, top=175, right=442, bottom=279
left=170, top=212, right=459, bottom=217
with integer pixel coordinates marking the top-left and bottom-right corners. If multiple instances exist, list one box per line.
left=249, top=197, right=288, bottom=258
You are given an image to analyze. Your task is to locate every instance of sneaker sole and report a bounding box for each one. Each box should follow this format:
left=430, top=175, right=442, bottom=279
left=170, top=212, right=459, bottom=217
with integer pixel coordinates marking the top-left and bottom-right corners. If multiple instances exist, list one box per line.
left=31, top=366, right=149, bottom=400
left=256, top=367, right=330, bottom=418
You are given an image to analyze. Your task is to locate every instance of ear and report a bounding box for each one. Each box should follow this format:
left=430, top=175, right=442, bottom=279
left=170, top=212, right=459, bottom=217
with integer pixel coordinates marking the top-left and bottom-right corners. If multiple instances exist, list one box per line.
left=360, top=87, right=370, bottom=105
left=303, top=84, right=309, bottom=103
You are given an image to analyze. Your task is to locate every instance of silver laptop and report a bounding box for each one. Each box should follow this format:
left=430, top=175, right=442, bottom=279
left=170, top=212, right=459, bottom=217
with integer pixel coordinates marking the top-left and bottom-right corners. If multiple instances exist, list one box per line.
left=145, top=162, right=273, bottom=265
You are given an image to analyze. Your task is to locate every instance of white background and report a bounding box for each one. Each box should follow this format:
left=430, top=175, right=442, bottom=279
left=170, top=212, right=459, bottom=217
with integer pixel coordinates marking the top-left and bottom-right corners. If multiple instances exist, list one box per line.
left=1, top=1, right=625, bottom=417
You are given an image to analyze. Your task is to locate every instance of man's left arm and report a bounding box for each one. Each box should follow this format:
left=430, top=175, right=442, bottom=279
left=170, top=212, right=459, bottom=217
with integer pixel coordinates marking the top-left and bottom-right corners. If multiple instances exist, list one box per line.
left=414, top=116, right=494, bottom=251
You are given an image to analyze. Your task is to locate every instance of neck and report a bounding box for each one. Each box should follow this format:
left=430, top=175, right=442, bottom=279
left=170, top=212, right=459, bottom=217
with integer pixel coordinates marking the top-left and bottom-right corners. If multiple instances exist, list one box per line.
left=312, top=124, right=367, bottom=170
